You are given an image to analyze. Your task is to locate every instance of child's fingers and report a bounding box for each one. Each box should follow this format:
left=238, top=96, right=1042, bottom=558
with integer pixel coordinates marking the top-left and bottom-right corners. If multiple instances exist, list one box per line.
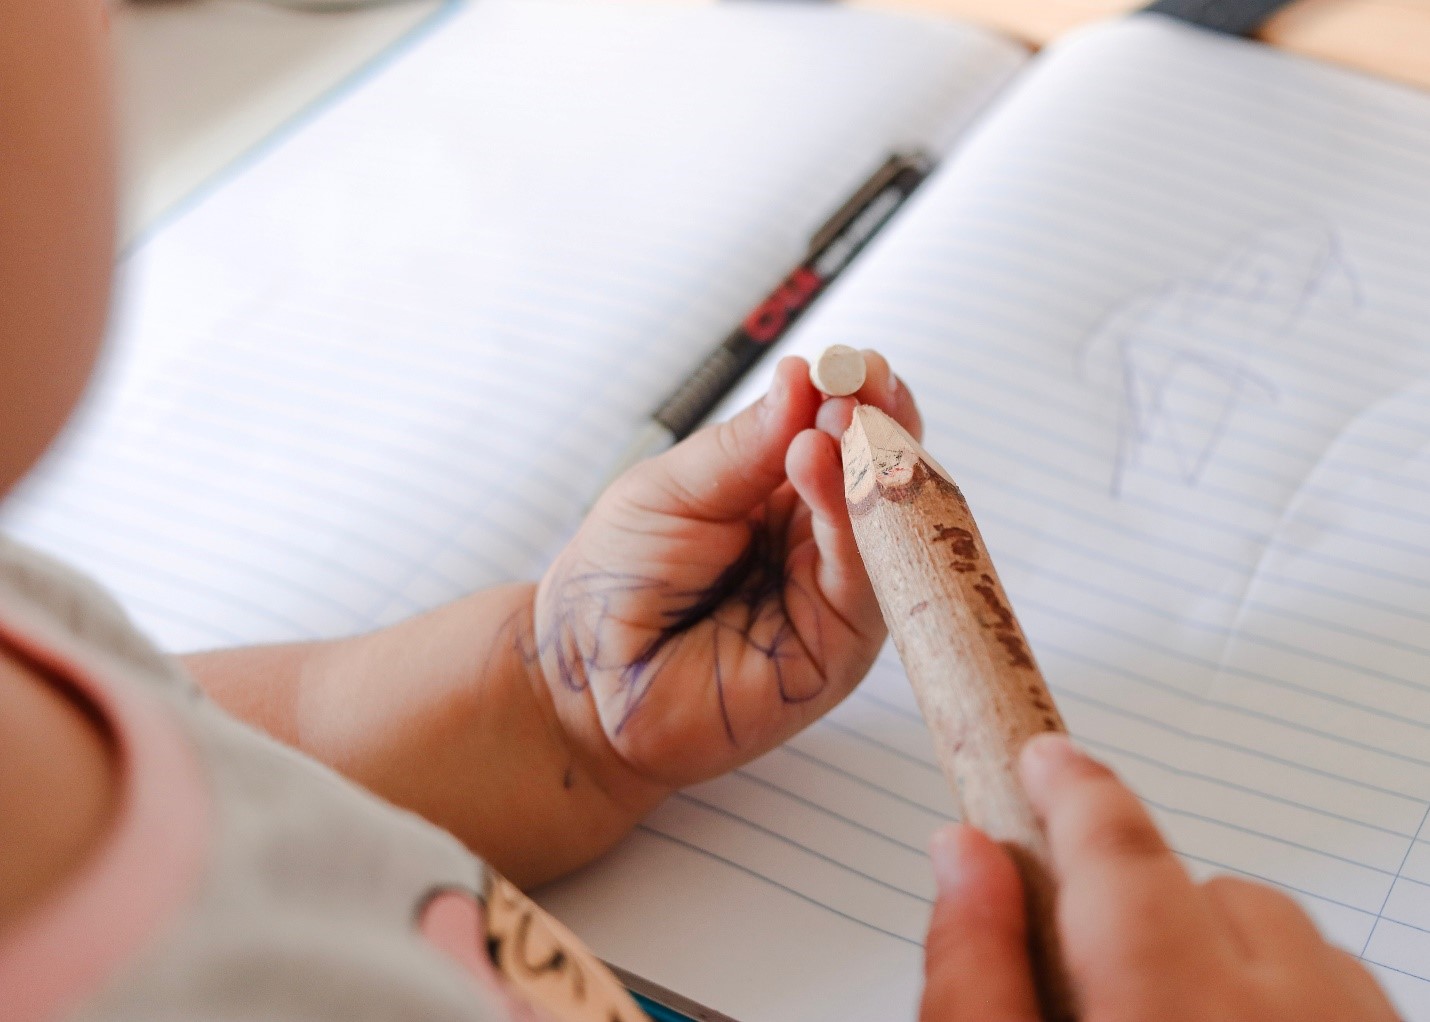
left=921, top=825, right=1040, bottom=1022
left=859, top=349, right=923, bottom=442
left=815, top=395, right=858, bottom=438
left=1201, top=876, right=1327, bottom=961
left=785, top=429, right=855, bottom=555
left=813, top=350, right=922, bottom=442
left=859, top=349, right=923, bottom=441
left=1020, top=735, right=1225, bottom=979
left=855, top=349, right=895, bottom=409
left=785, top=428, right=878, bottom=643
left=813, top=351, right=885, bottom=439
left=889, top=372, right=923, bottom=441
left=622, top=357, right=819, bottom=522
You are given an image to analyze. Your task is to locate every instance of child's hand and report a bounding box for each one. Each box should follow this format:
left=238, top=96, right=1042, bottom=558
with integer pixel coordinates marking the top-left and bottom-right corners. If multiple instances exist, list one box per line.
left=187, top=353, right=920, bottom=886
left=529, top=354, right=921, bottom=796
left=920, top=734, right=1399, bottom=1022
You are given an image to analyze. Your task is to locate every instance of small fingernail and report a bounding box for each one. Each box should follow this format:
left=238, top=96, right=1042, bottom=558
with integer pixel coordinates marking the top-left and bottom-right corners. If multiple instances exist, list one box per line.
left=929, top=825, right=966, bottom=896
left=815, top=396, right=854, bottom=438
left=1020, top=734, right=1094, bottom=793
left=1023, top=732, right=1076, bottom=767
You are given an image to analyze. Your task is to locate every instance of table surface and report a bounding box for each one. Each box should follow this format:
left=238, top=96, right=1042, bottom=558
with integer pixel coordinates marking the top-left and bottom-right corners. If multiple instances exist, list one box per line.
left=853, top=0, right=1430, bottom=89
left=117, top=0, right=1429, bottom=246
left=115, top=0, right=439, bottom=244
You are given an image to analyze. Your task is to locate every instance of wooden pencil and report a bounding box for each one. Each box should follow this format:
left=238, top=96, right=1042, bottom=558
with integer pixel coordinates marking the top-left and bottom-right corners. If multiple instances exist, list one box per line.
left=842, top=404, right=1073, bottom=1021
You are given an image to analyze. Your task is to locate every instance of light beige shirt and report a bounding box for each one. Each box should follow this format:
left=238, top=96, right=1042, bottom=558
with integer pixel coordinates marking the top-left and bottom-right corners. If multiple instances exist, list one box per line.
left=0, top=537, right=642, bottom=1022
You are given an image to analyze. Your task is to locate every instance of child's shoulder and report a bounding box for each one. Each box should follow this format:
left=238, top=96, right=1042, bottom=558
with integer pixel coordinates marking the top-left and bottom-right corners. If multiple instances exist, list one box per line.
left=0, top=534, right=512, bottom=1022
left=0, top=534, right=192, bottom=696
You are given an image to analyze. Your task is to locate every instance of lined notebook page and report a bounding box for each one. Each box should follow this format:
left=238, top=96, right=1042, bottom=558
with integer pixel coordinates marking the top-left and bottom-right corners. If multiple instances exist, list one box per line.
left=556, top=14, right=1430, bottom=1020
left=0, top=0, right=1024, bottom=651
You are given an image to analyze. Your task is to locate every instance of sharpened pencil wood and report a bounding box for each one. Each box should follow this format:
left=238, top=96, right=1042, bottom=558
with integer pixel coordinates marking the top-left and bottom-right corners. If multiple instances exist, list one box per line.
left=842, top=405, right=1073, bottom=1021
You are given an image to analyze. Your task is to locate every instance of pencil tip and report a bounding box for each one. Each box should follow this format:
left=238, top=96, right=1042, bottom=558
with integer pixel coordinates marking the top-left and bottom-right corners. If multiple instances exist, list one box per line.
left=842, top=405, right=955, bottom=505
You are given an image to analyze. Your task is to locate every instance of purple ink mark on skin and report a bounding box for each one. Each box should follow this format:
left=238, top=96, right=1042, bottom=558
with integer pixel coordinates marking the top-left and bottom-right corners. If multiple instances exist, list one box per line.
left=524, top=523, right=823, bottom=749
left=523, top=570, right=662, bottom=694
left=608, top=535, right=775, bottom=734
left=610, top=524, right=819, bottom=738
left=712, top=643, right=735, bottom=746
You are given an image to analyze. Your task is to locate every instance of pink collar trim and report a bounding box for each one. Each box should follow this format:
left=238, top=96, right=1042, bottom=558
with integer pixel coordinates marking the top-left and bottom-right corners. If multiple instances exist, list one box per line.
left=0, top=597, right=209, bottom=1021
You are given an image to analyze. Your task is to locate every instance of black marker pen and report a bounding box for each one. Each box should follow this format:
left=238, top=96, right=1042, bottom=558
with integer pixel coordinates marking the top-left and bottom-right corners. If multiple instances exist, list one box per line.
left=599, top=152, right=932, bottom=489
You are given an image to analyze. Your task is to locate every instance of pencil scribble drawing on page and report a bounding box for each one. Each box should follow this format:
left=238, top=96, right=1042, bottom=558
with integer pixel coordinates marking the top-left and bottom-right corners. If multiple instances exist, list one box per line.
left=1080, top=219, right=1362, bottom=496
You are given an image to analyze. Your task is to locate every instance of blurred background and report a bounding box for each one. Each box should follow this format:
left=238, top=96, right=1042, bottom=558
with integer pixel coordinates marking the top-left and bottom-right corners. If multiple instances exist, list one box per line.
left=116, top=0, right=1430, bottom=246
left=118, top=0, right=441, bottom=242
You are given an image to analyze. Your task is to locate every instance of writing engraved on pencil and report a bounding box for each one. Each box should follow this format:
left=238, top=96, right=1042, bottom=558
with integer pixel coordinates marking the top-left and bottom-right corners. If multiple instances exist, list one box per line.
left=1080, top=219, right=1361, bottom=495
left=971, top=572, right=1036, bottom=670
left=1026, top=682, right=1059, bottom=731
left=519, top=522, right=822, bottom=748
left=484, top=876, right=643, bottom=1022
left=933, top=524, right=979, bottom=573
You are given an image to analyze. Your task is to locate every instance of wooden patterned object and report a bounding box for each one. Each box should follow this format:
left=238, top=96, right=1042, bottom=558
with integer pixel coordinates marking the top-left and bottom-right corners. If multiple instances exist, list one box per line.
left=843, top=405, right=1073, bottom=1020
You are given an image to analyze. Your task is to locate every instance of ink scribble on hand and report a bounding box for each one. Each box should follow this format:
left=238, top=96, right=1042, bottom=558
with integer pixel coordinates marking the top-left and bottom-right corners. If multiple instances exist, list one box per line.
left=522, top=511, right=864, bottom=789
left=526, top=519, right=824, bottom=743
left=516, top=352, right=906, bottom=793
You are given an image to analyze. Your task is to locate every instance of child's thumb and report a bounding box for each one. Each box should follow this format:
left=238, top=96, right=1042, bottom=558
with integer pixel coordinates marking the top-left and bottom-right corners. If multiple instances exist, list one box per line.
left=922, top=825, right=1040, bottom=1022
left=622, top=357, right=818, bottom=522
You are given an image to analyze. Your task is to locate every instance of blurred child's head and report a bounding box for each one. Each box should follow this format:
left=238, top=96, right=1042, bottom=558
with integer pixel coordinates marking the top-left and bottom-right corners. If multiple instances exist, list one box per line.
left=0, top=1, right=115, bottom=497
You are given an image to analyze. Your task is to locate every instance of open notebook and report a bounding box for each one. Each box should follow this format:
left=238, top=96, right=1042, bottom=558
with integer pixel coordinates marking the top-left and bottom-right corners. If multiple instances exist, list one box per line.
left=9, top=0, right=1430, bottom=1018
